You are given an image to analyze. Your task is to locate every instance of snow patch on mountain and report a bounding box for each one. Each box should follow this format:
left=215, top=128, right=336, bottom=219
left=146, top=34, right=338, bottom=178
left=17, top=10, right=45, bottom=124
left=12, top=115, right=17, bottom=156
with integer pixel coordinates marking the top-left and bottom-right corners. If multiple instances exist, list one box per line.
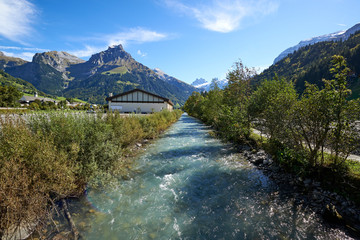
left=274, top=23, right=360, bottom=64
left=191, top=78, right=228, bottom=91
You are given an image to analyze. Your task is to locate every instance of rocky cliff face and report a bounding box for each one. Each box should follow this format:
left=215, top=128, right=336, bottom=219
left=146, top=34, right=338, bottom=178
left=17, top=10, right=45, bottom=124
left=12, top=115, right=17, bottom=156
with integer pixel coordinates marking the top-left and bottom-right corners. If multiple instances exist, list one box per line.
left=69, top=45, right=148, bottom=78
left=274, top=23, right=360, bottom=64
left=88, top=45, right=132, bottom=66
left=32, top=51, right=85, bottom=72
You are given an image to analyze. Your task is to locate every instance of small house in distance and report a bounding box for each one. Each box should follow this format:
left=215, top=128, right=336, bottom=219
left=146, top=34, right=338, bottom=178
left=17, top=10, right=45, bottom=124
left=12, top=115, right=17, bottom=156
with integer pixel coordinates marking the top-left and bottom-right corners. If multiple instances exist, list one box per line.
left=106, top=89, right=173, bottom=113
left=19, top=93, right=58, bottom=106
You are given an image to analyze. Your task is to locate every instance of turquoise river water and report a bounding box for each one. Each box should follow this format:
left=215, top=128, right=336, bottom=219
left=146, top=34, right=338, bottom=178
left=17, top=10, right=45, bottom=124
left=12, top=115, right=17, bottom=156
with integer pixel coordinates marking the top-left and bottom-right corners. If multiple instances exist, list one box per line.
left=69, top=114, right=352, bottom=239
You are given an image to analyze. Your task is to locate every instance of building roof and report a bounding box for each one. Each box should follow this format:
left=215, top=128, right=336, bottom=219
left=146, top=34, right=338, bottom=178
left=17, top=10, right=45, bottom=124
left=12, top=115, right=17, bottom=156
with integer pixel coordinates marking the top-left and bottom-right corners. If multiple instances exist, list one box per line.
left=20, top=96, right=58, bottom=103
left=106, top=89, right=174, bottom=106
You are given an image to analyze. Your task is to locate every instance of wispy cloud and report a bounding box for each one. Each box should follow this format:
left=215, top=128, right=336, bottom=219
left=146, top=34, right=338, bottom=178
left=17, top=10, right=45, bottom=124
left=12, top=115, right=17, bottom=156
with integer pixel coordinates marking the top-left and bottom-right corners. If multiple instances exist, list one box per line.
left=337, top=23, right=347, bottom=27
left=163, top=0, right=278, bottom=33
left=67, top=28, right=169, bottom=58
left=0, top=46, right=51, bottom=61
left=0, top=0, right=37, bottom=44
left=106, top=27, right=168, bottom=46
left=0, top=46, right=49, bottom=52
left=2, top=51, right=35, bottom=61
left=137, top=50, right=147, bottom=57
left=68, top=45, right=105, bottom=58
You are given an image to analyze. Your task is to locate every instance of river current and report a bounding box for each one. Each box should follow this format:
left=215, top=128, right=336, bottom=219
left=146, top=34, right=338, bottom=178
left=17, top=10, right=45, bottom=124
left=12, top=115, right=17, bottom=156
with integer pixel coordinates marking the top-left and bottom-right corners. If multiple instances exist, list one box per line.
left=69, top=114, right=352, bottom=239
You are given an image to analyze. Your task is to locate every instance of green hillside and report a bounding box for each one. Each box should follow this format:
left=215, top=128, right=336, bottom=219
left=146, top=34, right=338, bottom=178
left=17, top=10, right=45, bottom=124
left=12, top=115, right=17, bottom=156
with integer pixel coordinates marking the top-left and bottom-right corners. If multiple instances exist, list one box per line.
left=253, top=31, right=360, bottom=99
left=0, top=70, right=46, bottom=96
left=64, top=71, right=188, bottom=105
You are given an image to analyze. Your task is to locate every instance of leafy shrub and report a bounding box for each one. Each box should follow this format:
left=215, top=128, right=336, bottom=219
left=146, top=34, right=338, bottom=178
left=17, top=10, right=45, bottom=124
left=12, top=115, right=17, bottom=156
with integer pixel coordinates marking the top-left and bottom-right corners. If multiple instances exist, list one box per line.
left=0, top=118, right=77, bottom=237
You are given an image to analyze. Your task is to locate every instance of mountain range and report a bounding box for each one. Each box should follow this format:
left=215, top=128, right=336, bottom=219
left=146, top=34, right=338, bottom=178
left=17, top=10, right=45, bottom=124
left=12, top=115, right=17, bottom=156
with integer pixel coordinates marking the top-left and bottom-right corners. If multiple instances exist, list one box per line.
left=1, top=45, right=198, bottom=105
left=191, top=78, right=228, bottom=91
left=254, top=23, right=360, bottom=99
left=274, top=23, right=360, bottom=63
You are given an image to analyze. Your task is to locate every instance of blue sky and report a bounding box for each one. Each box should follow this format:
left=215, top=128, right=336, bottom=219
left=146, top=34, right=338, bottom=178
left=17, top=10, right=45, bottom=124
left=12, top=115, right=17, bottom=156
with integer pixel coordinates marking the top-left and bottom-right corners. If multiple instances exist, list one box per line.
left=0, top=0, right=359, bottom=84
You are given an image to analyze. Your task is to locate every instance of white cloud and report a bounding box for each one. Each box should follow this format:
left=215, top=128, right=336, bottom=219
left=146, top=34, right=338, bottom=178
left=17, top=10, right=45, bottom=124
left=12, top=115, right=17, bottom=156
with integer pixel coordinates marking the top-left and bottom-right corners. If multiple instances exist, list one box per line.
left=163, top=0, right=278, bottom=33
left=106, top=28, right=168, bottom=46
left=337, top=23, right=347, bottom=27
left=0, top=46, right=51, bottom=61
left=0, top=0, right=37, bottom=43
left=67, top=28, right=168, bottom=58
left=0, top=46, right=49, bottom=52
left=137, top=50, right=147, bottom=57
left=68, top=45, right=105, bottom=58
left=2, top=51, right=35, bottom=61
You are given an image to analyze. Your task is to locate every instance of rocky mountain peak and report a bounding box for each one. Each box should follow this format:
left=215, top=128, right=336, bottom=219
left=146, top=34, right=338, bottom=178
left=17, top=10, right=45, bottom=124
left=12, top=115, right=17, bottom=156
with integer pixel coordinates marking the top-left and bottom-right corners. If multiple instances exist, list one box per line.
left=88, top=44, right=132, bottom=66
left=0, top=51, right=4, bottom=57
left=191, top=78, right=207, bottom=86
left=33, top=51, right=85, bottom=72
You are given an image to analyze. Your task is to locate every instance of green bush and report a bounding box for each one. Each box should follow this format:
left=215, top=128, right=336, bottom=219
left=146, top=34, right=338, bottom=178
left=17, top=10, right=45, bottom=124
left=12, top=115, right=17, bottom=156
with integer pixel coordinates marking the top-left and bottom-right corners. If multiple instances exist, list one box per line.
left=0, top=110, right=182, bottom=237
left=0, top=119, right=77, bottom=237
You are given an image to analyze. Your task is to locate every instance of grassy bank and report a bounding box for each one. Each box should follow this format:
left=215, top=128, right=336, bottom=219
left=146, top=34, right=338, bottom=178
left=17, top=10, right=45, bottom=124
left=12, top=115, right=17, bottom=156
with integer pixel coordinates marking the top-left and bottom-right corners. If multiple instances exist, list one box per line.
left=0, top=110, right=182, bottom=238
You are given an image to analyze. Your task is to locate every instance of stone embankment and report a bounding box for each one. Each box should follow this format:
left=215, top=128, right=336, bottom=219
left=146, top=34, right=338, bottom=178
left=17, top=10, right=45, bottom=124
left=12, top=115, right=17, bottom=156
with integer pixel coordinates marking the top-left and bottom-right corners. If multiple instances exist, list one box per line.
left=241, top=148, right=360, bottom=235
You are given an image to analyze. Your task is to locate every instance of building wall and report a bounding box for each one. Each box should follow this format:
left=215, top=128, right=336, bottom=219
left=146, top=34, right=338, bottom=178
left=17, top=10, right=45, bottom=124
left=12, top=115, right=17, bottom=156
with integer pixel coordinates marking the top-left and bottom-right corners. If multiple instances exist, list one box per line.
left=109, top=101, right=173, bottom=113
left=112, top=91, right=164, bottom=103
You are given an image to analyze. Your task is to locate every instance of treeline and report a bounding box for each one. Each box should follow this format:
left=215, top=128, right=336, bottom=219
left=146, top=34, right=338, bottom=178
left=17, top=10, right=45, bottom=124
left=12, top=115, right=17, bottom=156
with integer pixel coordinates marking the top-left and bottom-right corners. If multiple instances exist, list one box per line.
left=0, top=85, right=22, bottom=107
left=0, top=110, right=182, bottom=238
left=185, top=55, right=360, bottom=177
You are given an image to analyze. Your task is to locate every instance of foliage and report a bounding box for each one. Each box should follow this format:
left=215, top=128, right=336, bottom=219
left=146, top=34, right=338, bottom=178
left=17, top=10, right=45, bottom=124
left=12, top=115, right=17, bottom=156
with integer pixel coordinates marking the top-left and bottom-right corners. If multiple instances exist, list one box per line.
left=0, top=85, right=22, bottom=107
left=0, top=70, right=43, bottom=95
left=248, top=75, right=297, bottom=142
left=185, top=56, right=360, bottom=171
left=184, top=60, right=255, bottom=143
left=0, top=109, right=182, bottom=237
left=0, top=118, right=77, bottom=238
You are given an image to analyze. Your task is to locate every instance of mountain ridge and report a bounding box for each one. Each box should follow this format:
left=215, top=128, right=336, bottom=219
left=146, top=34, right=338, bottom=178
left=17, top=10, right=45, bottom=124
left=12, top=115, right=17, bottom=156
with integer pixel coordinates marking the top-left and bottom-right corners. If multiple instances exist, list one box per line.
left=274, top=23, right=360, bottom=64
left=254, top=29, right=360, bottom=99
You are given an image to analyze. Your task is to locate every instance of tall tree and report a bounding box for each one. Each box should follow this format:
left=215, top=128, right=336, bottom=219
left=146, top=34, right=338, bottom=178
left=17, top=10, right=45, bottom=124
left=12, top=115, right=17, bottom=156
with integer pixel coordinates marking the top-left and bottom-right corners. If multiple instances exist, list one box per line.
left=0, top=85, right=22, bottom=107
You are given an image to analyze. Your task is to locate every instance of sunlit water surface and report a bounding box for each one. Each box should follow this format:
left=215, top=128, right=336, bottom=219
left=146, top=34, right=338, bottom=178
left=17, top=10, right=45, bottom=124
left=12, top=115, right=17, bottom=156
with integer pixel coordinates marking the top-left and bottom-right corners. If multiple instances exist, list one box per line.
left=69, top=114, right=352, bottom=240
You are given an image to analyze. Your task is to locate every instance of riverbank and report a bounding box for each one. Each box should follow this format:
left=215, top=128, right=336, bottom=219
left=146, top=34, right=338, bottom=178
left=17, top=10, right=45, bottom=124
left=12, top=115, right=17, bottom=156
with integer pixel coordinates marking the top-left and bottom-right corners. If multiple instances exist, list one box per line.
left=208, top=124, right=360, bottom=237
left=53, top=113, right=354, bottom=239
left=0, top=110, right=182, bottom=239
left=240, top=146, right=360, bottom=237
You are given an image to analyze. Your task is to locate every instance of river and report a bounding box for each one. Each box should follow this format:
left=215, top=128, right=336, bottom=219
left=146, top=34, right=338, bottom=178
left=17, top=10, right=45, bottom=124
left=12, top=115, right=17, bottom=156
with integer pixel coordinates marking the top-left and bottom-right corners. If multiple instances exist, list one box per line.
left=68, top=114, right=352, bottom=239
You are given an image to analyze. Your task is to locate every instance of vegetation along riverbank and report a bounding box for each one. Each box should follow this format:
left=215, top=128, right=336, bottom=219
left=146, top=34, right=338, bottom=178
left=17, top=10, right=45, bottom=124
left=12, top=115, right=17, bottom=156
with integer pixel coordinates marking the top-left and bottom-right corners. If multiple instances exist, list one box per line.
left=0, top=109, right=182, bottom=239
left=184, top=55, right=360, bottom=235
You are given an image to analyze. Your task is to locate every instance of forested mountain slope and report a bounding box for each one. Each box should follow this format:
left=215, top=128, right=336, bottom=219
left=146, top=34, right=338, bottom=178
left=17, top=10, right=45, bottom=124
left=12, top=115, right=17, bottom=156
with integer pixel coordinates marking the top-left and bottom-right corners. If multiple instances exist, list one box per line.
left=253, top=31, right=360, bottom=98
